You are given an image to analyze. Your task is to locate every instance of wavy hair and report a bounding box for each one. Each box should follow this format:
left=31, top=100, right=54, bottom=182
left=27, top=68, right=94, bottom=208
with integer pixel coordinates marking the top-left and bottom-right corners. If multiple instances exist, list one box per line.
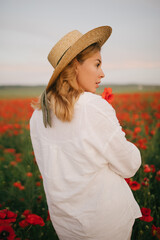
left=32, top=42, right=101, bottom=126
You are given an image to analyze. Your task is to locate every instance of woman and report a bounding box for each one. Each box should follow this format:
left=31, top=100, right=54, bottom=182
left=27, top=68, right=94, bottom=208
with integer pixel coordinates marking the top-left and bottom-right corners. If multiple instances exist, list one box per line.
left=30, top=26, right=142, bottom=240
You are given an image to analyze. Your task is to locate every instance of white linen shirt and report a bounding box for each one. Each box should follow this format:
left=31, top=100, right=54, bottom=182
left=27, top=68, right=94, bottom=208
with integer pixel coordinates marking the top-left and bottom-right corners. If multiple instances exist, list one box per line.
left=30, top=92, right=142, bottom=240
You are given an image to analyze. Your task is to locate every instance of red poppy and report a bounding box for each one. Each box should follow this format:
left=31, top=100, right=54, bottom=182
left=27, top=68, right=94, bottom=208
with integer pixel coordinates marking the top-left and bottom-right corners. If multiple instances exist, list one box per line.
left=26, top=172, right=32, bottom=177
left=141, top=177, right=149, bottom=187
left=152, top=225, right=160, bottom=239
left=134, top=127, right=141, bottom=134
left=157, top=122, right=160, bottom=128
left=13, top=182, right=25, bottom=190
left=141, top=112, right=151, bottom=121
left=101, top=88, right=114, bottom=103
left=0, top=224, right=16, bottom=240
left=19, top=198, right=24, bottom=202
left=37, top=196, right=42, bottom=203
left=144, top=164, right=151, bottom=173
left=19, top=213, right=45, bottom=228
left=0, top=99, right=33, bottom=132
left=150, top=164, right=156, bottom=173
left=155, top=112, right=160, bottom=119
left=26, top=214, right=45, bottom=226
left=4, top=148, right=16, bottom=154
left=145, top=125, right=149, bottom=135
left=0, top=209, right=17, bottom=224
left=19, top=219, right=29, bottom=228
left=125, top=178, right=132, bottom=185
left=15, top=153, right=22, bottom=162
left=129, top=181, right=141, bottom=191
left=46, top=211, right=50, bottom=221
left=10, top=161, right=17, bottom=166
left=150, top=129, right=156, bottom=135
left=156, top=170, right=160, bottom=181
left=133, top=113, right=139, bottom=121
left=135, top=138, right=147, bottom=150
left=22, top=210, right=32, bottom=218
left=140, top=207, right=153, bottom=222
left=36, top=182, right=41, bottom=187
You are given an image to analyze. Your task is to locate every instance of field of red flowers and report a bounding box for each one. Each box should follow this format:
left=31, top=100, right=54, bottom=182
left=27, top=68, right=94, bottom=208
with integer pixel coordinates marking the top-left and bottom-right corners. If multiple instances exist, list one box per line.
left=0, top=89, right=160, bottom=240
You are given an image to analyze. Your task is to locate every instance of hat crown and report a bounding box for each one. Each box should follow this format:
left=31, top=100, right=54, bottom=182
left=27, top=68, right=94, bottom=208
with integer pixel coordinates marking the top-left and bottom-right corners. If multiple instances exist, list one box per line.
left=48, top=30, right=82, bottom=68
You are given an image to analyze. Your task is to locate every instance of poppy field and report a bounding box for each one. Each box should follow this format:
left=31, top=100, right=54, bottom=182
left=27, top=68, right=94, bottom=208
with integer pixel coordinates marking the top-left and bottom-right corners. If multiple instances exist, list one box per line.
left=0, top=88, right=160, bottom=240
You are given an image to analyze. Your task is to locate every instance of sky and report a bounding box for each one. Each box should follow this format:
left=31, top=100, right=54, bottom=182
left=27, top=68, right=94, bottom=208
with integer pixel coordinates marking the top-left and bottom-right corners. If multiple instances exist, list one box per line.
left=0, top=0, right=160, bottom=86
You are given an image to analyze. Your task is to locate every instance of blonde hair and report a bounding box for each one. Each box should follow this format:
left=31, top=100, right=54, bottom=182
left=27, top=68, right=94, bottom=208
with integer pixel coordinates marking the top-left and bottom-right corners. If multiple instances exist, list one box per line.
left=32, top=42, right=101, bottom=125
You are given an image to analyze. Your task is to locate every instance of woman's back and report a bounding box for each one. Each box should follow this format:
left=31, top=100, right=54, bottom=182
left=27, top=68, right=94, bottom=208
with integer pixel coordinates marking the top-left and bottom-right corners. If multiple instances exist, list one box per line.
left=30, top=92, right=141, bottom=240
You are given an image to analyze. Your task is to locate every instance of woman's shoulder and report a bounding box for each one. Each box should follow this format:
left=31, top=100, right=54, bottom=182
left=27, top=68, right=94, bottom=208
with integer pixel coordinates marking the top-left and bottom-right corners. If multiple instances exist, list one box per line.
left=79, top=91, right=102, bottom=102
left=78, top=92, right=115, bottom=114
left=30, top=109, right=42, bottom=128
left=77, top=91, right=119, bottom=127
left=30, top=108, right=41, bottom=119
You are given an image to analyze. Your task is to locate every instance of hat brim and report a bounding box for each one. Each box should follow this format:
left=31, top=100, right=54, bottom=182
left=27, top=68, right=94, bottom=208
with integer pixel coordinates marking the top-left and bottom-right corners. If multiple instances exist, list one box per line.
left=46, top=26, right=112, bottom=92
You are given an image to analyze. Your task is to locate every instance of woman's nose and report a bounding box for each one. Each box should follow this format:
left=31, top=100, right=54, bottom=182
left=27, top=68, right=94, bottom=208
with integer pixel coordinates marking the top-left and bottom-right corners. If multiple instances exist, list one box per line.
left=100, top=69, right=105, bottom=78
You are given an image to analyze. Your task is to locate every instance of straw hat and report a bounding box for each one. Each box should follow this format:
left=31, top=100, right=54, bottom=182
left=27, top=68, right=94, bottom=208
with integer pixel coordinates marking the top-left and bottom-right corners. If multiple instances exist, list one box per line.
left=46, top=25, right=112, bottom=92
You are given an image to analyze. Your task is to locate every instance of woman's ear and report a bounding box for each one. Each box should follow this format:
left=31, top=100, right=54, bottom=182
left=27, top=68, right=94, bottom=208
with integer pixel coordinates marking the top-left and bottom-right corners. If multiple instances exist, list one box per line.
left=74, top=58, right=80, bottom=75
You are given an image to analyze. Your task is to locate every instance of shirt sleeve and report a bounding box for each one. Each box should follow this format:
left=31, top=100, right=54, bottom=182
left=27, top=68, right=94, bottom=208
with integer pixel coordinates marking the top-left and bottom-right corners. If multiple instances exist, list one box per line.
left=103, top=124, right=141, bottom=178
left=85, top=94, right=141, bottom=178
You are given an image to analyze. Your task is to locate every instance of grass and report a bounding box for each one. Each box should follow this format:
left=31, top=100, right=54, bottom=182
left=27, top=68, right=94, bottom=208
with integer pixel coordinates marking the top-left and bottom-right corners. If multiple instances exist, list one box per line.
left=0, top=86, right=45, bottom=99
left=0, top=84, right=160, bottom=99
left=0, top=93, right=160, bottom=239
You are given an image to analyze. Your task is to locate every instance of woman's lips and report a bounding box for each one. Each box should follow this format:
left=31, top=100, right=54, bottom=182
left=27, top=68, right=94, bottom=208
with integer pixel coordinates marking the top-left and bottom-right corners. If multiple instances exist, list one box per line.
left=96, top=81, right=101, bottom=88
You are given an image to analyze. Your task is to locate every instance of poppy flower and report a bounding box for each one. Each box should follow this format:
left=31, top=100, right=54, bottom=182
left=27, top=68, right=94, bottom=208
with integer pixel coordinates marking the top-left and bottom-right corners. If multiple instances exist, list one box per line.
left=144, top=164, right=151, bottom=173
left=124, top=178, right=132, bottom=185
left=141, top=177, right=149, bottom=187
left=156, top=170, right=160, bottom=181
left=0, top=209, right=17, bottom=224
left=26, top=214, right=45, bottom=226
left=150, top=129, right=155, bottom=135
left=157, top=122, right=160, bottom=128
left=152, top=225, right=160, bottom=239
left=15, top=153, right=22, bottom=162
left=37, top=195, right=42, bottom=203
left=46, top=211, right=50, bottom=221
left=3, top=148, right=16, bottom=154
left=22, top=210, right=32, bottom=218
left=19, top=213, right=45, bottom=227
left=26, top=172, right=32, bottom=177
left=0, top=224, right=16, bottom=240
left=150, top=164, right=156, bottom=173
left=155, top=112, right=160, bottom=119
left=141, top=112, right=151, bottom=121
left=19, top=219, right=29, bottom=228
left=140, top=207, right=153, bottom=222
left=135, top=138, right=147, bottom=150
left=145, top=125, right=149, bottom=135
left=134, top=127, right=141, bottom=134
left=36, top=182, right=41, bottom=187
left=10, top=161, right=17, bottom=166
left=129, top=181, right=141, bottom=191
left=19, top=198, right=24, bottom=202
left=101, top=88, right=114, bottom=103
left=13, top=182, right=25, bottom=190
